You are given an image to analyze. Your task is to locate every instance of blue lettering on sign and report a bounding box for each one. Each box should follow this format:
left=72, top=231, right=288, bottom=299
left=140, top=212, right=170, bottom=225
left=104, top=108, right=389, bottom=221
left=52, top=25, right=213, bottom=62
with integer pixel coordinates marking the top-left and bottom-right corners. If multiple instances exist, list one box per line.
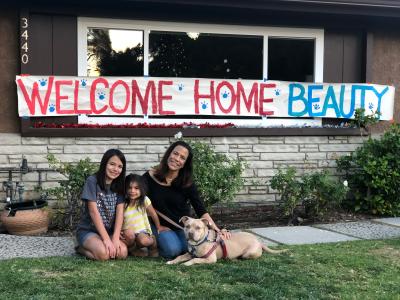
left=340, top=85, right=353, bottom=118
left=288, top=83, right=389, bottom=118
left=372, top=85, right=388, bottom=116
left=321, top=85, right=341, bottom=117
left=288, top=83, right=307, bottom=117
left=307, top=84, right=323, bottom=117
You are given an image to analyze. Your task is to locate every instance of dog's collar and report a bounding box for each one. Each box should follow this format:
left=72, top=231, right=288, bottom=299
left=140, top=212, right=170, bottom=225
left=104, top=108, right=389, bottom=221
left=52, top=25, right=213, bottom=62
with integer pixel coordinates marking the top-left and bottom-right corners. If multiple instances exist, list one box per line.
left=187, top=228, right=228, bottom=259
left=188, top=229, right=210, bottom=247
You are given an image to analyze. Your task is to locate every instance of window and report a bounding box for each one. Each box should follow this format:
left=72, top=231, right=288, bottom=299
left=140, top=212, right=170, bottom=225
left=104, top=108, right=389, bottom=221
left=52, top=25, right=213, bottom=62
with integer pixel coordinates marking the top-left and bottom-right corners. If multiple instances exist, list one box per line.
left=77, top=18, right=324, bottom=127
left=149, top=31, right=263, bottom=79
left=87, top=28, right=143, bottom=76
left=268, top=38, right=315, bottom=82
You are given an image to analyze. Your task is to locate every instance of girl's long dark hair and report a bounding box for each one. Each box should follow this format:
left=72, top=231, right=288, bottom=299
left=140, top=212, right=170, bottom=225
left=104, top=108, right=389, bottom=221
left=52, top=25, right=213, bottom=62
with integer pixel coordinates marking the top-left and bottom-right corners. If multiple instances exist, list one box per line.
left=96, top=149, right=126, bottom=195
left=154, top=141, right=193, bottom=188
left=124, top=174, right=147, bottom=209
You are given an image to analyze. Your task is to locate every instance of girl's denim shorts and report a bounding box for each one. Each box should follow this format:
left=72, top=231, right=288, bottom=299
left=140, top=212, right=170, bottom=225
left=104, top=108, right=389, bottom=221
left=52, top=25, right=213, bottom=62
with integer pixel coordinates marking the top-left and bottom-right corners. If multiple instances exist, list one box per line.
left=76, top=227, right=113, bottom=246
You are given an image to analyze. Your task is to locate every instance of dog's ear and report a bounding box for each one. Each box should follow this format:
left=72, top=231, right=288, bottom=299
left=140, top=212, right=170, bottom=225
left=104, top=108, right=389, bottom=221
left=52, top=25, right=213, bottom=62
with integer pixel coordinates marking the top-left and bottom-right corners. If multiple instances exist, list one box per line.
left=179, top=216, right=190, bottom=224
left=200, top=218, right=210, bottom=227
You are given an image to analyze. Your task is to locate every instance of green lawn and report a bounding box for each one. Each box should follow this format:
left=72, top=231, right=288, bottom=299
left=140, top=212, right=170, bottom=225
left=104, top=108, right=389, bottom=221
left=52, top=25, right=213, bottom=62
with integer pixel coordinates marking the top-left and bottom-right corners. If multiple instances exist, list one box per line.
left=0, top=239, right=399, bottom=299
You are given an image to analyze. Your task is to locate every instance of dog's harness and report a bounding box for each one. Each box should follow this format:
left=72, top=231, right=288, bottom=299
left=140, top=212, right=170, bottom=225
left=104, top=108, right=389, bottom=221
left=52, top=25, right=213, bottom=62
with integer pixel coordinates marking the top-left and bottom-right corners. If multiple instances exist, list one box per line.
left=188, top=229, right=228, bottom=259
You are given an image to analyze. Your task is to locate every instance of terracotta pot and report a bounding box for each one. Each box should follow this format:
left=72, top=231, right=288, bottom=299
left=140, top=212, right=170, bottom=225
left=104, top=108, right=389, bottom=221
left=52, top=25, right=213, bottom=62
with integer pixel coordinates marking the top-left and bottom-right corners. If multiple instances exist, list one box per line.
left=0, top=200, right=49, bottom=235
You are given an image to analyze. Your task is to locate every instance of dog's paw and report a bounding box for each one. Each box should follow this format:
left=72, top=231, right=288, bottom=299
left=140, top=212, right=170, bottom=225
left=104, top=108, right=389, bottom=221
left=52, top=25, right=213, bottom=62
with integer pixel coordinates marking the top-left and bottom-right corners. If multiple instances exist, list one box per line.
left=166, top=260, right=175, bottom=265
left=183, top=261, right=193, bottom=266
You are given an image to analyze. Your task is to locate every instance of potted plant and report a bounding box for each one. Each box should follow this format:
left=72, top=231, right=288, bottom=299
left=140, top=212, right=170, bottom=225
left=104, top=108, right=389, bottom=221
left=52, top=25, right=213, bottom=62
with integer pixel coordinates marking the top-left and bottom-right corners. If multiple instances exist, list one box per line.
left=0, top=158, right=50, bottom=235
left=0, top=198, right=49, bottom=235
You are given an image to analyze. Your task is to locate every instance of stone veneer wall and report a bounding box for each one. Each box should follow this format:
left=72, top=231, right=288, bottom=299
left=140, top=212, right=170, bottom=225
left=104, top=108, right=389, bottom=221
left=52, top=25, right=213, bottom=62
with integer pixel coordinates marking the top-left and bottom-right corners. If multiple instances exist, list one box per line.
left=0, top=133, right=366, bottom=209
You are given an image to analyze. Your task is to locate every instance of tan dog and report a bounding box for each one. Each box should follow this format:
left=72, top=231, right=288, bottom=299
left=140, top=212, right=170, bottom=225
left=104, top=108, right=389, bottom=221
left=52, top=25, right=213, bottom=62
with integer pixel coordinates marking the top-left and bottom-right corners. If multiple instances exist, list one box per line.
left=166, top=216, right=287, bottom=266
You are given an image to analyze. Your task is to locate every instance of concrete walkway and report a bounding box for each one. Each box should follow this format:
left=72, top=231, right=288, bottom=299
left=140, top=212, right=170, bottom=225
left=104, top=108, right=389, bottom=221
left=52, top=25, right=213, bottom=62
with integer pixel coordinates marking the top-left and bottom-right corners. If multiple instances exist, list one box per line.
left=247, top=217, right=400, bottom=246
left=0, top=217, right=399, bottom=260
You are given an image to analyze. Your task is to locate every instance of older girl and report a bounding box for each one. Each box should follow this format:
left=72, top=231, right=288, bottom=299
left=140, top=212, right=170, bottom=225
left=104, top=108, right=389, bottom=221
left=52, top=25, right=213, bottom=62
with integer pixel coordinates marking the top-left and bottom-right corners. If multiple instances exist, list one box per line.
left=76, top=149, right=128, bottom=260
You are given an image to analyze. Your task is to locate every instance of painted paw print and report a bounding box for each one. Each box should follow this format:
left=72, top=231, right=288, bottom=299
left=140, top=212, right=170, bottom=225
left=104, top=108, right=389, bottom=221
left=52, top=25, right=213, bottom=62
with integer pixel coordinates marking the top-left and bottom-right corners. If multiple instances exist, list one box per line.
left=80, top=79, right=87, bottom=87
left=368, top=102, right=374, bottom=110
left=201, top=101, right=208, bottom=109
left=48, top=104, right=55, bottom=113
left=313, top=103, right=320, bottom=110
left=38, top=79, right=47, bottom=86
left=97, top=91, right=106, bottom=101
left=275, top=89, right=281, bottom=96
left=177, top=83, right=184, bottom=91
left=222, top=91, right=230, bottom=99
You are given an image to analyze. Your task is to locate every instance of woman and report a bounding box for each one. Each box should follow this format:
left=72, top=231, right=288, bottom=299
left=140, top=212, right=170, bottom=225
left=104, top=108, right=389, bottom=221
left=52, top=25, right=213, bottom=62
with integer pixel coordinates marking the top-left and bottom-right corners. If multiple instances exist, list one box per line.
left=76, top=149, right=128, bottom=260
left=143, top=140, right=229, bottom=259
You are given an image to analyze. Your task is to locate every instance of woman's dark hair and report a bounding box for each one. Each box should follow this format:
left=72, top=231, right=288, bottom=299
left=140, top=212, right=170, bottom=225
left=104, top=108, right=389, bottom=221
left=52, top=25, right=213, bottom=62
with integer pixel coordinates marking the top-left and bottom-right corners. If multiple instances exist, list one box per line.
left=124, top=174, right=147, bottom=209
left=154, top=141, right=193, bottom=187
left=96, top=148, right=126, bottom=195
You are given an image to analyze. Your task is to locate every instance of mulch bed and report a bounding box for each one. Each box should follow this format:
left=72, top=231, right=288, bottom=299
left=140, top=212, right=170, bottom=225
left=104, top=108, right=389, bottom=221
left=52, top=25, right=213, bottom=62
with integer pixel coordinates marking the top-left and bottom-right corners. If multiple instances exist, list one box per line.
left=212, top=203, right=376, bottom=230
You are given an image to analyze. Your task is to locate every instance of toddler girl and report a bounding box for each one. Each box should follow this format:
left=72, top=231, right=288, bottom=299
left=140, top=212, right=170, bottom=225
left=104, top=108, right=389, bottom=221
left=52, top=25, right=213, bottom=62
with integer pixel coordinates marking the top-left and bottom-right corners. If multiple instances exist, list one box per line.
left=122, top=174, right=167, bottom=257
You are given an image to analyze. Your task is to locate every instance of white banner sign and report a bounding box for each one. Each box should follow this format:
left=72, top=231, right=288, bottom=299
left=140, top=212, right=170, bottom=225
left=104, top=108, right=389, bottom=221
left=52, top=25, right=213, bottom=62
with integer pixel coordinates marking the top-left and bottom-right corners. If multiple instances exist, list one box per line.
left=16, top=75, right=395, bottom=120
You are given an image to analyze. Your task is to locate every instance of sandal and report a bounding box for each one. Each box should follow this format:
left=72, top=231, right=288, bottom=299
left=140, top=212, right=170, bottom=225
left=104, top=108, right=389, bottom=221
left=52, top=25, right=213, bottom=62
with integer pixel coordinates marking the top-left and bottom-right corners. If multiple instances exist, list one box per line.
left=148, top=238, right=159, bottom=257
left=130, top=247, right=149, bottom=257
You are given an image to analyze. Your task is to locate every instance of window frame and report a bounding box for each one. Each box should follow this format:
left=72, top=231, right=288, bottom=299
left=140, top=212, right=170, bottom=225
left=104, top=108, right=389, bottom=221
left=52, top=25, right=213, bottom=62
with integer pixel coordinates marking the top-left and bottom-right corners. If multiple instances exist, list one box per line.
left=77, top=17, right=325, bottom=127
left=78, top=17, right=324, bottom=80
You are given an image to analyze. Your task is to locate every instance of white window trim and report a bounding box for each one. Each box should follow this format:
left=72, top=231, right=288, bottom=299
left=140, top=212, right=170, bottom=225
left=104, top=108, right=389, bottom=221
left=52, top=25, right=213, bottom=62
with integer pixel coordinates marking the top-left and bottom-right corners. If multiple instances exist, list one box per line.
left=77, top=17, right=324, bottom=127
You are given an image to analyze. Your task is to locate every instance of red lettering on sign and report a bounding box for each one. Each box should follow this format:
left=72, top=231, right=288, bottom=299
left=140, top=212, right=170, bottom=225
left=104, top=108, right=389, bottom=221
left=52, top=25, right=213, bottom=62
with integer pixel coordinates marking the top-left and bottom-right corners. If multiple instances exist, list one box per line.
left=132, top=80, right=157, bottom=115
left=158, top=80, right=175, bottom=115
left=237, top=82, right=259, bottom=114
left=90, top=78, right=108, bottom=114
left=74, top=80, right=92, bottom=114
left=110, top=80, right=130, bottom=114
left=194, top=80, right=215, bottom=114
left=17, top=76, right=54, bottom=115
left=55, top=80, right=74, bottom=114
left=216, top=81, right=236, bottom=114
left=259, top=83, right=275, bottom=116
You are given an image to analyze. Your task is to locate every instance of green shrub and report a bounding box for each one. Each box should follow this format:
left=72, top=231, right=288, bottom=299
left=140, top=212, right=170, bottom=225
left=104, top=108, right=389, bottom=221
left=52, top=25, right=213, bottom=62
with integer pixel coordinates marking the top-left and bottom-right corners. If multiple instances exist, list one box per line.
left=349, top=107, right=380, bottom=136
left=184, top=139, right=246, bottom=212
left=269, top=167, right=303, bottom=219
left=336, top=124, right=400, bottom=216
left=45, top=154, right=98, bottom=230
left=301, top=171, right=347, bottom=217
left=270, top=167, right=348, bottom=222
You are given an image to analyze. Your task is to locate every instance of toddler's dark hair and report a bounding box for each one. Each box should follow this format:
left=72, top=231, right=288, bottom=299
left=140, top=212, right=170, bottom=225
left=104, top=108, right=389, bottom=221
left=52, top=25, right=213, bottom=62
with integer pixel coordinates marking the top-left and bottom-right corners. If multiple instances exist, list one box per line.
left=124, top=174, right=147, bottom=209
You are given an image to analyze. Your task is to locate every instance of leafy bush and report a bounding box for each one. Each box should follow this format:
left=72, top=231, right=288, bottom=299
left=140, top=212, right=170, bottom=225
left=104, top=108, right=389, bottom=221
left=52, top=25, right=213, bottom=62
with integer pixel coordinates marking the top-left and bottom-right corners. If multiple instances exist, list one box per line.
left=336, top=124, right=400, bottom=216
left=269, top=167, right=302, bottom=219
left=45, top=154, right=98, bottom=230
left=301, top=171, right=348, bottom=217
left=349, top=108, right=380, bottom=135
left=270, top=167, right=348, bottom=222
left=186, top=139, right=246, bottom=212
